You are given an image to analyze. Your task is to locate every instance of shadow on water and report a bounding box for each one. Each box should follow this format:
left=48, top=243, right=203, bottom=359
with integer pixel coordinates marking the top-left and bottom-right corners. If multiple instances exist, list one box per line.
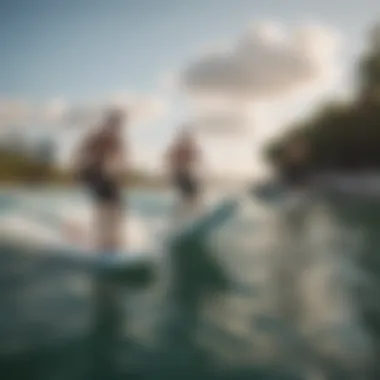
left=4, top=194, right=378, bottom=380
left=144, top=232, right=300, bottom=380
left=0, top=233, right=303, bottom=380
left=88, top=277, right=125, bottom=380
left=324, top=194, right=380, bottom=380
left=153, top=233, right=230, bottom=378
left=0, top=243, right=155, bottom=380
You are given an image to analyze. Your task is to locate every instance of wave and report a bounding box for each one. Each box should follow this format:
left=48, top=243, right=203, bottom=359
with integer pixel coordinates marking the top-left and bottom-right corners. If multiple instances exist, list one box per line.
left=0, top=199, right=168, bottom=253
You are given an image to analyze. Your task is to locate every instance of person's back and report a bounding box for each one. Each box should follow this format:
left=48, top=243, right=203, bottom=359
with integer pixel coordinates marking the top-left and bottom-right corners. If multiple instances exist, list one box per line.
left=169, top=136, right=196, bottom=173
left=166, top=128, right=201, bottom=205
left=73, top=110, right=126, bottom=253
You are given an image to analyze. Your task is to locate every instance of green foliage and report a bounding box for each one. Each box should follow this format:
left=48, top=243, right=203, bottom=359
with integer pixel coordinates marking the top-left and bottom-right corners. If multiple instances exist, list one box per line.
left=0, top=147, right=168, bottom=188
left=0, top=148, right=58, bottom=184
left=266, top=25, right=380, bottom=172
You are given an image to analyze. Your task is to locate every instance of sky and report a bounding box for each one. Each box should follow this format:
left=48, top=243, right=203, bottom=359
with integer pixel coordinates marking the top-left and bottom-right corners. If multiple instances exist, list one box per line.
left=0, top=0, right=379, bottom=178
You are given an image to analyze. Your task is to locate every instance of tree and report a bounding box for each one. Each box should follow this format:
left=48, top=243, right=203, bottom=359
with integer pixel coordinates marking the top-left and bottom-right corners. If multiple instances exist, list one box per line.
left=358, top=23, right=380, bottom=103
left=35, top=138, right=55, bottom=164
left=265, top=22, right=380, bottom=173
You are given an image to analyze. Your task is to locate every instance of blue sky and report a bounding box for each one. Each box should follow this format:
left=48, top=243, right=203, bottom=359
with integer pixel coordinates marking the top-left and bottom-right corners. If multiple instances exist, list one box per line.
left=1, top=0, right=379, bottom=177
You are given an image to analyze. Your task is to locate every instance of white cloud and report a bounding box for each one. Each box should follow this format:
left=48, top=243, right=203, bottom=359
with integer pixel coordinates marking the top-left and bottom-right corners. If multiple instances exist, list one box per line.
left=177, top=21, right=342, bottom=141
left=109, top=93, right=167, bottom=125
left=193, top=110, right=251, bottom=136
left=0, top=93, right=167, bottom=129
left=181, top=21, right=341, bottom=101
left=44, top=98, right=67, bottom=123
left=0, top=99, right=32, bottom=127
left=64, top=93, right=167, bottom=128
left=0, top=97, right=69, bottom=127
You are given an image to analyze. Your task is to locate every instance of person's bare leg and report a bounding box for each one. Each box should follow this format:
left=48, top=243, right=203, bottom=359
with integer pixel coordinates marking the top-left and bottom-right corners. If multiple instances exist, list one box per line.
left=95, top=203, right=122, bottom=253
left=94, top=204, right=106, bottom=252
left=108, top=203, right=122, bottom=252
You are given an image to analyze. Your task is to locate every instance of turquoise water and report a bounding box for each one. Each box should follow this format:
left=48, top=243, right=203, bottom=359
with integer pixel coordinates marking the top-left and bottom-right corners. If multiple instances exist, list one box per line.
left=0, top=188, right=379, bottom=380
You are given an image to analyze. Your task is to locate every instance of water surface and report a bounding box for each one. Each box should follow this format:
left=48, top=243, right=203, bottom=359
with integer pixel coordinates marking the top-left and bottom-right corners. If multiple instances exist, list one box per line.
left=0, top=188, right=378, bottom=380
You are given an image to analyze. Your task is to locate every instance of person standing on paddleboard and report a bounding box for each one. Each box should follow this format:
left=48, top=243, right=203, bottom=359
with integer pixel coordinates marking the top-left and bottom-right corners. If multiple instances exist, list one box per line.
left=72, top=109, right=127, bottom=254
left=166, top=127, right=202, bottom=215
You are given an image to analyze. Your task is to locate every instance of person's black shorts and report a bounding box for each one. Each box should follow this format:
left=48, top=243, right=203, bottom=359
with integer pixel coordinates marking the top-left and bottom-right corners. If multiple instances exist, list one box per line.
left=173, top=171, right=199, bottom=199
left=80, top=168, right=121, bottom=206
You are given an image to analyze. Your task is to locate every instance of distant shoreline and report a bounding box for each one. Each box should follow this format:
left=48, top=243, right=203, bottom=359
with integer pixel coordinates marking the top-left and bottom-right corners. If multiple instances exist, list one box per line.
left=2, top=172, right=380, bottom=198
left=257, top=172, right=380, bottom=199
left=0, top=181, right=170, bottom=192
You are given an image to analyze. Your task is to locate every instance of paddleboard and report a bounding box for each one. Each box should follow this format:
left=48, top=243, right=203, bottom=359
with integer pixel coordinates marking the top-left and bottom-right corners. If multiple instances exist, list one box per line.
left=1, top=194, right=239, bottom=282
left=169, top=198, right=238, bottom=244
